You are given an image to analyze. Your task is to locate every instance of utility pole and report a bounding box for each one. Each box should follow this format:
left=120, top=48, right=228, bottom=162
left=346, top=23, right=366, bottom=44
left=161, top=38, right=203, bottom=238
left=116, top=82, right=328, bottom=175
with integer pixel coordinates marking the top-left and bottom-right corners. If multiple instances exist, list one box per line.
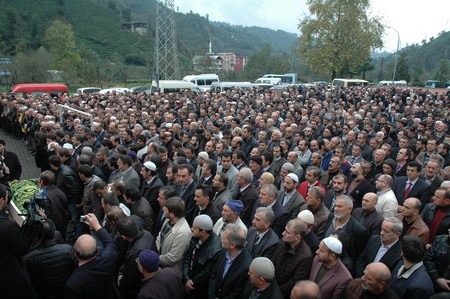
left=387, top=26, right=400, bottom=84
left=153, top=0, right=180, bottom=85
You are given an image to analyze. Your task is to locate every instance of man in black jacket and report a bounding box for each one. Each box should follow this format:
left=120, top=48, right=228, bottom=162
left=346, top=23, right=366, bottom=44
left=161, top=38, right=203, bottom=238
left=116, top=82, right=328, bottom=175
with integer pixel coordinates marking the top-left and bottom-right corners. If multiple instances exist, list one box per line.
left=24, top=220, right=77, bottom=298
left=0, top=139, right=22, bottom=182
left=182, top=215, right=222, bottom=299
left=140, top=161, right=164, bottom=214
left=48, top=155, right=83, bottom=239
left=64, top=213, right=118, bottom=299
left=209, top=223, right=252, bottom=298
left=40, top=170, right=70, bottom=240
left=354, top=217, right=403, bottom=278
left=116, top=216, right=156, bottom=299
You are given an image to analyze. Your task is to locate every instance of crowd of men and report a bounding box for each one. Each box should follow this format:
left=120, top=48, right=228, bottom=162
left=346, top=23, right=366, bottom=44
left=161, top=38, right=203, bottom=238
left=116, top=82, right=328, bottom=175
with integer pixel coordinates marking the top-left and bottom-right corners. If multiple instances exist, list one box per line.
left=0, top=84, right=450, bottom=299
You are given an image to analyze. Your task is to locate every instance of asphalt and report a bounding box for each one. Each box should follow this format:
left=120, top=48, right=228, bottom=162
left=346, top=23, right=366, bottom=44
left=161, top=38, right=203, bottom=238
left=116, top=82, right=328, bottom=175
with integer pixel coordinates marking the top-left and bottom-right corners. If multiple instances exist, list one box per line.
left=0, top=131, right=41, bottom=180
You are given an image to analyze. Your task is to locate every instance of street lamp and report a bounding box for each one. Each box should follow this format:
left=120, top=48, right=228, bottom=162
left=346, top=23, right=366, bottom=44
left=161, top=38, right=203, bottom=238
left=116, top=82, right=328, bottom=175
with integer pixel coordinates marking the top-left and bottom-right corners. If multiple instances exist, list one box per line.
left=387, top=26, right=400, bottom=83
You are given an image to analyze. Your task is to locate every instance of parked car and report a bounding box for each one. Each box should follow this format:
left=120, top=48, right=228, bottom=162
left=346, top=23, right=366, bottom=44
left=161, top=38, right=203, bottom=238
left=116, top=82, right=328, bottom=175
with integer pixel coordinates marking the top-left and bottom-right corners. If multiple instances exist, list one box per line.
left=76, top=87, right=101, bottom=94
left=99, top=87, right=131, bottom=94
left=130, top=86, right=150, bottom=92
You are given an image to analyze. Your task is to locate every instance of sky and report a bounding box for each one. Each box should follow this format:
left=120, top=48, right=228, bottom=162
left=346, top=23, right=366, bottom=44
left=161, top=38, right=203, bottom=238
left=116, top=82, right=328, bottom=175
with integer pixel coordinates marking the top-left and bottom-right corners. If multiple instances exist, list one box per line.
left=175, top=0, right=449, bottom=52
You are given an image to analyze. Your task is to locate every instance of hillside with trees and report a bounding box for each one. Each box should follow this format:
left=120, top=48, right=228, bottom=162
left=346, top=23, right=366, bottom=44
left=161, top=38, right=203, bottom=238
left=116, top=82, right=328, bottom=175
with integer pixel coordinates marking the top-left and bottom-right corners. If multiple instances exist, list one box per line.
left=0, top=0, right=298, bottom=86
left=366, top=30, right=450, bottom=85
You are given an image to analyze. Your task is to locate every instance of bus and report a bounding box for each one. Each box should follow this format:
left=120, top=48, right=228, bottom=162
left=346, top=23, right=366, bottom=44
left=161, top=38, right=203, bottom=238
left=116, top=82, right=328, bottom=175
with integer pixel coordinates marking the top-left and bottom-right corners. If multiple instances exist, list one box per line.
left=182, top=74, right=219, bottom=92
left=425, top=80, right=450, bottom=88
left=331, top=78, right=369, bottom=88
left=11, top=83, right=68, bottom=97
left=263, top=73, right=297, bottom=84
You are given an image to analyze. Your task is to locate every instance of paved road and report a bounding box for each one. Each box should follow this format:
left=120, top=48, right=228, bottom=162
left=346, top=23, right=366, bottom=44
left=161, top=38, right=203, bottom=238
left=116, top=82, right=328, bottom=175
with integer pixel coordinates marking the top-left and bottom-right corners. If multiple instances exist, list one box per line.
left=0, top=131, right=41, bottom=180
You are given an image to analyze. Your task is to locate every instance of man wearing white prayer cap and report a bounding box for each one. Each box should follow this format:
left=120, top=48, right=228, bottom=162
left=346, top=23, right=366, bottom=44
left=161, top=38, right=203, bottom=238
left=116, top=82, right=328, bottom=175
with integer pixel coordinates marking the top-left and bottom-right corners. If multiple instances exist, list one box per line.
left=308, top=236, right=353, bottom=299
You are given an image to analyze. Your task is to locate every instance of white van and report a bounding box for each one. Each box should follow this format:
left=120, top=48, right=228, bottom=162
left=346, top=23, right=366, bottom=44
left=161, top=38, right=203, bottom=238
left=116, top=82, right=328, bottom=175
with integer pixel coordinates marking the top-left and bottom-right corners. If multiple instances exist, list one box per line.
left=331, top=78, right=369, bottom=88
left=209, top=82, right=254, bottom=92
left=378, top=80, right=407, bottom=86
left=254, top=77, right=281, bottom=87
left=150, top=80, right=200, bottom=94
left=183, top=74, right=219, bottom=91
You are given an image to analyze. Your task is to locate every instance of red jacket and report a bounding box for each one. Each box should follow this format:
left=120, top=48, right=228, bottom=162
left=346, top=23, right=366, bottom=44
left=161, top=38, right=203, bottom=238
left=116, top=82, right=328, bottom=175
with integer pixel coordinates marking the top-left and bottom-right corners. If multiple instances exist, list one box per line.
left=298, top=181, right=326, bottom=199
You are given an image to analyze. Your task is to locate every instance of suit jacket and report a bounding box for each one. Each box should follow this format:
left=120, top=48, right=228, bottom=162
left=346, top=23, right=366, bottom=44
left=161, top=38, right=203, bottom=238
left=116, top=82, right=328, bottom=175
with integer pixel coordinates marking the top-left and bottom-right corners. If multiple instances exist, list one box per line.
left=140, top=175, right=164, bottom=214
left=270, top=157, right=287, bottom=178
left=309, top=257, right=353, bottom=299
left=345, top=155, right=365, bottom=165
left=347, top=178, right=373, bottom=208
left=175, top=181, right=197, bottom=225
left=277, top=190, right=307, bottom=220
left=209, top=249, right=252, bottom=299
left=420, top=174, right=443, bottom=203
left=192, top=201, right=221, bottom=224
left=246, top=227, right=280, bottom=259
left=217, top=164, right=239, bottom=196
left=241, top=280, right=284, bottom=299
left=234, top=184, right=259, bottom=225
left=323, top=216, right=370, bottom=270
left=212, top=188, right=232, bottom=212
left=152, top=209, right=166, bottom=237
left=198, top=175, right=214, bottom=186
left=354, top=235, right=402, bottom=278
left=324, top=191, right=349, bottom=211
left=393, top=176, right=430, bottom=206
left=249, top=200, right=290, bottom=237
left=395, top=162, right=408, bottom=177
left=352, top=208, right=384, bottom=235
left=120, top=167, right=141, bottom=190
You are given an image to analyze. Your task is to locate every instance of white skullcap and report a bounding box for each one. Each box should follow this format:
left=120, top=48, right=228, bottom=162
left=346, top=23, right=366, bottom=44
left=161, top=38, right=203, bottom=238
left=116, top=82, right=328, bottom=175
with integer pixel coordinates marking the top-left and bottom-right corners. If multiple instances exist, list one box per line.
left=251, top=257, right=275, bottom=280
left=286, top=173, right=299, bottom=183
left=63, top=143, right=74, bottom=150
left=323, top=237, right=342, bottom=254
left=297, top=210, right=315, bottom=225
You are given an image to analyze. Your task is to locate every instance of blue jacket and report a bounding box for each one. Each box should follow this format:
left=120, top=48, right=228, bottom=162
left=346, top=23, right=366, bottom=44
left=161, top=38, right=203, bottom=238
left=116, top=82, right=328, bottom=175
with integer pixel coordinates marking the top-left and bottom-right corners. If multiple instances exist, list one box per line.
left=390, top=262, right=434, bottom=299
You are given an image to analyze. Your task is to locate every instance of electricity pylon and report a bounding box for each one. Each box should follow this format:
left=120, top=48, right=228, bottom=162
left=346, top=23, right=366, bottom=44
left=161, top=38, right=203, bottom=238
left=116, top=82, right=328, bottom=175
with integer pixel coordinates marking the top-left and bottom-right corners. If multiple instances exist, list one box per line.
left=153, top=0, right=180, bottom=81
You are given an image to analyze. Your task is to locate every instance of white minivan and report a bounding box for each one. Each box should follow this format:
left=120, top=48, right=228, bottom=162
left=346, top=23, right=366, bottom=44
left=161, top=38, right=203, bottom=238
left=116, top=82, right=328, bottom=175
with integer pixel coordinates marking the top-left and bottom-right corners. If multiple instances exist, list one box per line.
left=182, top=74, right=219, bottom=92
left=150, top=80, right=200, bottom=94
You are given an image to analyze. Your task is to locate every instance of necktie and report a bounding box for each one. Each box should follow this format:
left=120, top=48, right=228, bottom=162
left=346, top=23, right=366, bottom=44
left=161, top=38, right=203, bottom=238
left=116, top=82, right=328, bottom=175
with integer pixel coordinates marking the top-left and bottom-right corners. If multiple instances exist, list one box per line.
left=282, top=193, right=290, bottom=206
left=330, top=196, right=337, bottom=210
left=249, top=289, right=261, bottom=299
left=404, top=182, right=413, bottom=199
left=180, top=186, right=187, bottom=197
left=350, top=156, right=356, bottom=164
left=254, top=233, right=261, bottom=246
left=396, top=164, right=401, bottom=172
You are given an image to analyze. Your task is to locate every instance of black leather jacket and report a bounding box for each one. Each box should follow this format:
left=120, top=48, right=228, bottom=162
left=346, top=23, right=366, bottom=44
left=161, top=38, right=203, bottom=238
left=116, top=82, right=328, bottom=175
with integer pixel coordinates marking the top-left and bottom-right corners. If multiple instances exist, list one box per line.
left=55, top=164, right=83, bottom=204
left=424, top=234, right=450, bottom=282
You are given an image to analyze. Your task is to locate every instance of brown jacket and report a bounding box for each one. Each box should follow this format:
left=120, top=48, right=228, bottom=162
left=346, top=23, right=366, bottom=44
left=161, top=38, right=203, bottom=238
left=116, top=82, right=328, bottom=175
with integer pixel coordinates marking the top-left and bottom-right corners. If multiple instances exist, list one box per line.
left=396, top=214, right=430, bottom=244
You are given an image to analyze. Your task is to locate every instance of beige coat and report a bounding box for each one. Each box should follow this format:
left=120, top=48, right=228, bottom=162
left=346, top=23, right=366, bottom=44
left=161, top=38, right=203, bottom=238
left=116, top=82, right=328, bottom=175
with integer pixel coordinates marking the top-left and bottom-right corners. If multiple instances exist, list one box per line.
left=156, top=217, right=192, bottom=275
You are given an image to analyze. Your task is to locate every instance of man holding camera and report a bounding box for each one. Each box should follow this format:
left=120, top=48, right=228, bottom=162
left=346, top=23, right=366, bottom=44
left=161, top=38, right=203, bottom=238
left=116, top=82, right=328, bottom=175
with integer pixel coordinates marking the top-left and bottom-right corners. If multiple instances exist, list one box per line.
left=64, top=213, right=118, bottom=298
